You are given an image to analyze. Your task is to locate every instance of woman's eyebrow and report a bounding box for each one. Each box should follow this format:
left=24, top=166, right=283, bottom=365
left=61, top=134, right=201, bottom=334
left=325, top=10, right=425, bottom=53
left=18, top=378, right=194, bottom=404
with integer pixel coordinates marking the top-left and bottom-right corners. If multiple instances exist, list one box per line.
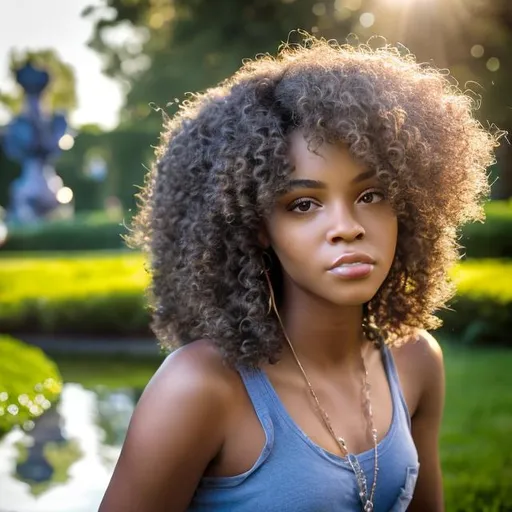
left=285, top=170, right=376, bottom=192
left=352, top=169, right=376, bottom=184
left=284, top=179, right=326, bottom=192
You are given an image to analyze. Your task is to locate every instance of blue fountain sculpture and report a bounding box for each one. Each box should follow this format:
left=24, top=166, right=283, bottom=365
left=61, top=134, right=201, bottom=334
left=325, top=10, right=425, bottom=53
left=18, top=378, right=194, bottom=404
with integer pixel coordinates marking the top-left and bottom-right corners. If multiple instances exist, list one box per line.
left=1, top=62, right=68, bottom=224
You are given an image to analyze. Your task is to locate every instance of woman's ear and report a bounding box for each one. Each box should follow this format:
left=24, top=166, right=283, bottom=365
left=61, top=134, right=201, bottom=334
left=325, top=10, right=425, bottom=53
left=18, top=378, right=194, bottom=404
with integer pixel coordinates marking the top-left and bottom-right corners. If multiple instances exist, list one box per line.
left=258, top=224, right=270, bottom=249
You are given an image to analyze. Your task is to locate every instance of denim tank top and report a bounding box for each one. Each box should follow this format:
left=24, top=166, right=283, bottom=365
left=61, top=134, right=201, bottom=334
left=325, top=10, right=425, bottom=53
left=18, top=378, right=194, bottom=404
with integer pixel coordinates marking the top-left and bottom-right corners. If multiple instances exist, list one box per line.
left=188, top=344, right=419, bottom=512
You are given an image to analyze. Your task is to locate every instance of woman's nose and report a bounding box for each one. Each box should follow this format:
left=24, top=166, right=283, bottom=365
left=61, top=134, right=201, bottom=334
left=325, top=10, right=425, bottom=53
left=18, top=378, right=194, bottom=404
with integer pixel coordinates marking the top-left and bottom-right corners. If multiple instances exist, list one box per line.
left=325, top=206, right=365, bottom=244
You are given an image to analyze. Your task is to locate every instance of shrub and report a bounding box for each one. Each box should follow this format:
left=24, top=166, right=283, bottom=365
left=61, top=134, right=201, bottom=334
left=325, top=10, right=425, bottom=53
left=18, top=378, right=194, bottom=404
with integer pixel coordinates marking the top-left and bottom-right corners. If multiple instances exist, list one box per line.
left=440, top=259, right=512, bottom=345
left=0, top=211, right=130, bottom=252
left=1, top=200, right=510, bottom=256
left=0, top=335, right=62, bottom=437
left=0, top=252, right=151, bottom=336
left=460, top=201, right=512, bottom=258
left=0, top=253, right=510, bottom=345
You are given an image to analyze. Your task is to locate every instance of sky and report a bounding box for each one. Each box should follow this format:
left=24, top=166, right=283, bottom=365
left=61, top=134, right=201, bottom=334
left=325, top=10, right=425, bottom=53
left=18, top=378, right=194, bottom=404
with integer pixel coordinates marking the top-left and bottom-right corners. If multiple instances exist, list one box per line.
left=0, top=0, right=124, bottom=130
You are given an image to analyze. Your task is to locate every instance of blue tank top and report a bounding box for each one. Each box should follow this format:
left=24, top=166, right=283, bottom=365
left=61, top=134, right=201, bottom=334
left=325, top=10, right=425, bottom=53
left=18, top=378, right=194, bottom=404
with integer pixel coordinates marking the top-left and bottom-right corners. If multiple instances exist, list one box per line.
left=188, top=344, right=419, bottom=512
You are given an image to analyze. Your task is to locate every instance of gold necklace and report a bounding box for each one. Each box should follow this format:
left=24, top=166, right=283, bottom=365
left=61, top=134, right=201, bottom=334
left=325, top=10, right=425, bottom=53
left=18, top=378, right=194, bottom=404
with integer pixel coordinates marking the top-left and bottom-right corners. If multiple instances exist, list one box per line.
left=265, top=271, right=379, bottom=511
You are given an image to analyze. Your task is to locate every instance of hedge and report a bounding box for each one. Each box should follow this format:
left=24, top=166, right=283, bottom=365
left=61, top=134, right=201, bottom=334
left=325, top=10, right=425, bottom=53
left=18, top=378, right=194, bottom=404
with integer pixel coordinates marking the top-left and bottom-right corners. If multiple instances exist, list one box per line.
left=0, top=252, right=151, bottom=337
left=1, top=201, right=511, bottom=257
left=0, top=211, right=130, bottom=252
left=0, top=335, right=62, bottom=437
left=460, top=201, right=512, bottom=259
left=439, top=260, right=512, bottom=345
left=0, top=253, right=510, bottom=345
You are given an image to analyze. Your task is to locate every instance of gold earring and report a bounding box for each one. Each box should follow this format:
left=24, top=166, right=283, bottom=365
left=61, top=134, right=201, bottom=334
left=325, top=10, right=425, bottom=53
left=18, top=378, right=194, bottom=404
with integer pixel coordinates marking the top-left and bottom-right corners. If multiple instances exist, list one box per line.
left=263, top=266, right=277, bottom=317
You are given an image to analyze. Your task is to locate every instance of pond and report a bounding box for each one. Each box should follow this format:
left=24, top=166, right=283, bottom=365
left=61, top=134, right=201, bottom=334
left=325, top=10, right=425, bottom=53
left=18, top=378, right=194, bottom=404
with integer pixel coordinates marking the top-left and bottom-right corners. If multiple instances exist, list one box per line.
left=0, top=355, right=162, bottom=512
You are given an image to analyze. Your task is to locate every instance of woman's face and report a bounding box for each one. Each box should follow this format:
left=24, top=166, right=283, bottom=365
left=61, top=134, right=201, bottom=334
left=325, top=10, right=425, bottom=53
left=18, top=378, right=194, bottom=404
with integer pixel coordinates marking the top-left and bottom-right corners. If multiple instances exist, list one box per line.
left=265, top=131, right=398, bottom=307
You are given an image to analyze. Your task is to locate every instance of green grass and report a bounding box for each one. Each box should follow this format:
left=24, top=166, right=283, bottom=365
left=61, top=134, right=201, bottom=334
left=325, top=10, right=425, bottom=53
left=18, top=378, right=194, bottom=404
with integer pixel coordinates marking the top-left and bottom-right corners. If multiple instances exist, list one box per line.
left=54, top=354, right=163, bottom=389
left=440, top=343, right=512, bottom=511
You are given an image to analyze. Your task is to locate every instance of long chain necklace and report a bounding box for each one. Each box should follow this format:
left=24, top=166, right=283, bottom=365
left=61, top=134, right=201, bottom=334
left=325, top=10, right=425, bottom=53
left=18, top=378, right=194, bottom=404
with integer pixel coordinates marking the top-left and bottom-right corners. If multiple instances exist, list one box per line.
left=265, top=272, right=379, bottom=511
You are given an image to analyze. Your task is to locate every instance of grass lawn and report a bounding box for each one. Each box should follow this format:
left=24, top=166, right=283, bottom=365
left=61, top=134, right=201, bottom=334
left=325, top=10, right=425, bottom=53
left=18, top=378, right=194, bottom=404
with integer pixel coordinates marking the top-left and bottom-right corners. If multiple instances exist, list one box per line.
left=441, top=343, right=512, bottom=511
left=54, top=354, right=163, bottom=389
left=52, top=343, right=512, bottom=511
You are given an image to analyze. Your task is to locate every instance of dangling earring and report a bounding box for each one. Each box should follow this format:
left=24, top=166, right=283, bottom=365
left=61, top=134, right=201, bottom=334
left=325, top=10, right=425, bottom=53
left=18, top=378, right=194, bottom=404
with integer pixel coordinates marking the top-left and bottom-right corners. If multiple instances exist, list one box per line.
left=261, top=259, right=276, bottom=317
left=261, top=250, right=275, bottom=316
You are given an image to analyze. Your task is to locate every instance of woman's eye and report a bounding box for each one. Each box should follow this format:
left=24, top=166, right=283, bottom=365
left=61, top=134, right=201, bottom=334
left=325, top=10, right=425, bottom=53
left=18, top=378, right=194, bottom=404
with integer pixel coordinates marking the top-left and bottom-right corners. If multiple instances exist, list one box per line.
left=289, top=199, right=318, bottom=213
left=359, top=191, right=384, bottom=204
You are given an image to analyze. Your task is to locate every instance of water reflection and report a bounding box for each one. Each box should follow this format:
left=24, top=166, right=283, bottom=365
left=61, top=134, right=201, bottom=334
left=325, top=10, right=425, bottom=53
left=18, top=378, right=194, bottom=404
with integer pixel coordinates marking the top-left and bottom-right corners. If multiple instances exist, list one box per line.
left=0, top=383, right=138, bottom=512
left=15, top=405, right=71, bottom=494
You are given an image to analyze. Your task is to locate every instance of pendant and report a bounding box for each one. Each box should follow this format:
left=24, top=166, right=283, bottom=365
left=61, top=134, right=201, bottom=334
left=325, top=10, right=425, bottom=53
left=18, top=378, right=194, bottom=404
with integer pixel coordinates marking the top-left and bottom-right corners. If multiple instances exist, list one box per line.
left=364, top=501, right=374, bottom=512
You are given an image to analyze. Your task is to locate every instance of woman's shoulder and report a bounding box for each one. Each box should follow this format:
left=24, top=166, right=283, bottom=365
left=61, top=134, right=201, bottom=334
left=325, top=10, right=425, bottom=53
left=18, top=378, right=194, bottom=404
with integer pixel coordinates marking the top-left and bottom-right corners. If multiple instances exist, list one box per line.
left=99, top=340, right=241, bottom=510
left=123, top=339, right=241, bottom=473
left=391, top=329, right=443, bottom=372
left=125, top=339, right=242, bottom=446
left=152, top=339, right=241, bottom=400
left=390, top=330, right=444, bottom=417
left=391, top=329, right=443, bottom=365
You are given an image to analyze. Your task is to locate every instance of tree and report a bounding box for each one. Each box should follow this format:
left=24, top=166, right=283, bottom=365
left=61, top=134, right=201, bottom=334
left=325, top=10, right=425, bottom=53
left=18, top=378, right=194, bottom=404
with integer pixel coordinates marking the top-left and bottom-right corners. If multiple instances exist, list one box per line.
left=0, top=49, right=78, bottom=116
left=85, top=0, right=512, bottom=196
left=359, top=0, right=512, bottom=197
left=84, top=0, right=352, bottom=129
left=85, top=0, right=512, bottom=127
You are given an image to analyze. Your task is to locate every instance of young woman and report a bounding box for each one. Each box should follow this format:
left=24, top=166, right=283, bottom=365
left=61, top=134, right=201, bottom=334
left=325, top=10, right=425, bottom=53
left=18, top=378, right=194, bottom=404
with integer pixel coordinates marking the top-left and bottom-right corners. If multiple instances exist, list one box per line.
left=99, top=36, right=497, bottom=511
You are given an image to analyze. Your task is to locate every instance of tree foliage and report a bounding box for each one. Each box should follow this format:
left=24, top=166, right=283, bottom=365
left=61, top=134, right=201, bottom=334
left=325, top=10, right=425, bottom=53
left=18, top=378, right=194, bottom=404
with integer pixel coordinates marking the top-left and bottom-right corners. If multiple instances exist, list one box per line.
left=84, top=0, right=353, bottom=128
left=84, top=0, right=512, bottom=196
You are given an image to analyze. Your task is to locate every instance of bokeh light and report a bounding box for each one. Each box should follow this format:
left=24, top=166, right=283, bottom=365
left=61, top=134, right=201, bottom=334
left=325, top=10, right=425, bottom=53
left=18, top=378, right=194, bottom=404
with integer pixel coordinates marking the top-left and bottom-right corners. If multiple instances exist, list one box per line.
left=486, top=57, right=500, bottom=72
left=470, top=44, right=484, bottom=58
left=335, top=0, right=362, bottom=12
left=360, top=12, right=375, bottom=28
left=312, top=2, right=326, bottom=16
left=58, top=134, right=75, bottom=150
left=334, top=6, right=352, bottom=20
left=57, top=187, right=74, bottom=204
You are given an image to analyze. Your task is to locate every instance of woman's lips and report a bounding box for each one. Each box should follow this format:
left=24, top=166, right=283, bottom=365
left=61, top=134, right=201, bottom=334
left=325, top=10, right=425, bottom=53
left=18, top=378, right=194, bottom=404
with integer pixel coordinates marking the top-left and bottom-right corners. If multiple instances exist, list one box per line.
left=327, top=253, right=376, bottom=279
left=328, top=262, right=374, bottom=279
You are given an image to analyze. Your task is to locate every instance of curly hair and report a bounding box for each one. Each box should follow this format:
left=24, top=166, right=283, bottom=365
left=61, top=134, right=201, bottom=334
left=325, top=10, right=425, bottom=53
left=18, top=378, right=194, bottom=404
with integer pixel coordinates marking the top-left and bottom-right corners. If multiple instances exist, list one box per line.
left=129, top=35, right=498, bottom=368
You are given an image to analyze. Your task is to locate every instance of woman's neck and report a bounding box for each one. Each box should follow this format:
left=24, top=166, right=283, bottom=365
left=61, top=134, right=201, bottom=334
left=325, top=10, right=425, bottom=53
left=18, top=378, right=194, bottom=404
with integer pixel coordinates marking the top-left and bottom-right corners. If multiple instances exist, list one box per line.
left=276, top=288, right=367, bottom=373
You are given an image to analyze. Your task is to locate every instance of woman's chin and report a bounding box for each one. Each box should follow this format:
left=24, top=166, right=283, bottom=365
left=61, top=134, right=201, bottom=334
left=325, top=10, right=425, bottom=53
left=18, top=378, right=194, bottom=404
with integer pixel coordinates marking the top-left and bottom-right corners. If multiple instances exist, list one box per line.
left=324, top=286, right=380, bottom=307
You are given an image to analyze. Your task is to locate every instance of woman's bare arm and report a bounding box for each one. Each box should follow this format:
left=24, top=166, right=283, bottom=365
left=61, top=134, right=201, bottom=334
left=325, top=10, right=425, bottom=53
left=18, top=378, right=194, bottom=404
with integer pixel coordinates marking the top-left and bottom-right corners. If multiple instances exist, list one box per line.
left=99, top=341, right=231, bottom=512
left=408, top=331, right=445, bottom=512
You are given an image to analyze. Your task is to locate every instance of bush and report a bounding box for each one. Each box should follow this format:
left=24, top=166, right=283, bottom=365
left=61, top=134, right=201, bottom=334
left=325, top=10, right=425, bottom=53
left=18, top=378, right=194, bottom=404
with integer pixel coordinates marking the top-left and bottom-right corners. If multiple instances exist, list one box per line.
left=0, top=252, right=151, bottom=336
left=439, top=259, right=512, bottom=345
left=1, top=200, right=510, bottom=256
left=0, top=253, right=510, bottom=344
left=460, top=201, right=512, bottom=258
left=0, top=211, right=130, bottom=252
left=0, top=335, right=62, bottom=437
